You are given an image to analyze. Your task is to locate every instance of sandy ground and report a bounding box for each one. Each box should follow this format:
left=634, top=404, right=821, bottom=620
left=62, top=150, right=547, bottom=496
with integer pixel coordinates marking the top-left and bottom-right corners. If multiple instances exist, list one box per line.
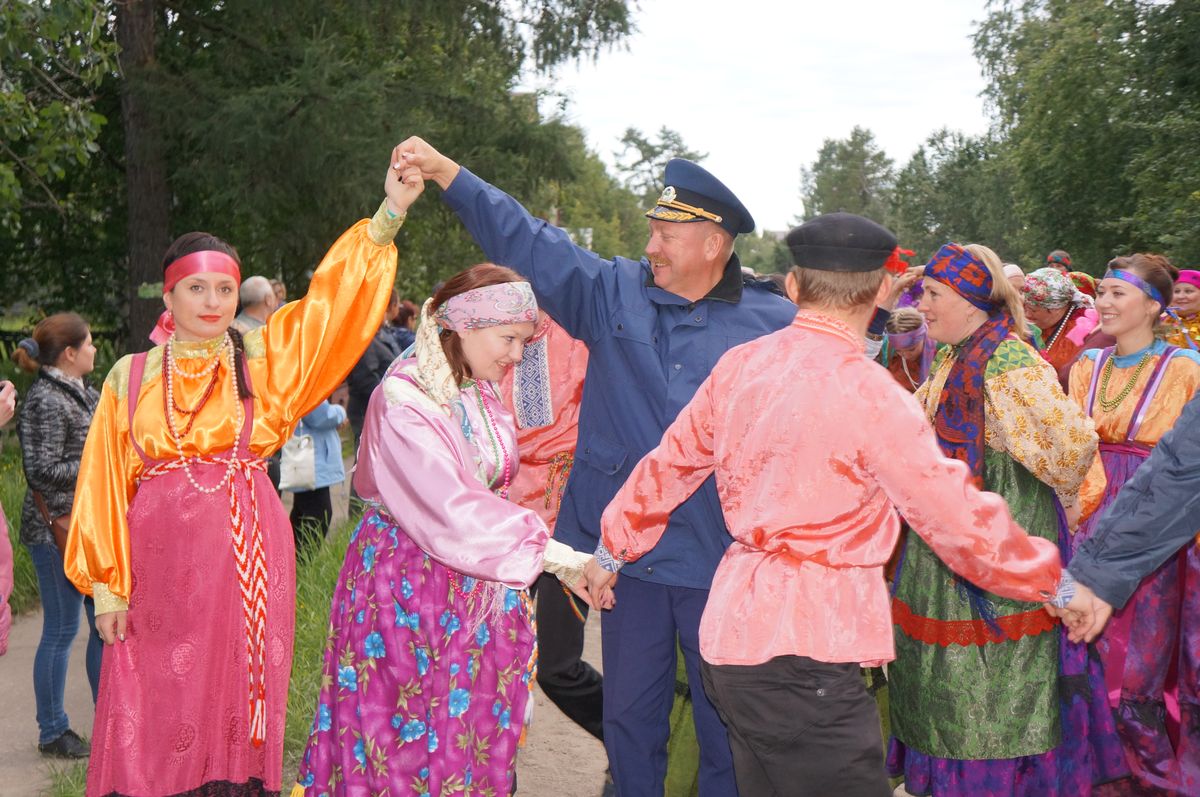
left=0, top=465, right=609, bottom=796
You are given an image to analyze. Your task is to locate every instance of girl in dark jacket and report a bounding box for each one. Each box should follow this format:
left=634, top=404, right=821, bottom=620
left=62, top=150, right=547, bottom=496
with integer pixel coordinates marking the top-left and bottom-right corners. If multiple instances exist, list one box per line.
left=14, top=312, right=102, bottom=759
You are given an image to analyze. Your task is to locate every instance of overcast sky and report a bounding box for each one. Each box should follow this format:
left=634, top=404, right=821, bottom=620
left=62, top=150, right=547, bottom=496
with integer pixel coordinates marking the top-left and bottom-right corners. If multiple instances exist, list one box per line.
left=521, top=0, right=993, bottom=232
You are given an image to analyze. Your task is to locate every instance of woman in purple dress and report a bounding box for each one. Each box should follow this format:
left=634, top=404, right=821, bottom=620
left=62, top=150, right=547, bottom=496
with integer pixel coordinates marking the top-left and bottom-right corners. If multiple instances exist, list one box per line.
left=294, top=266, right=591, bottom=797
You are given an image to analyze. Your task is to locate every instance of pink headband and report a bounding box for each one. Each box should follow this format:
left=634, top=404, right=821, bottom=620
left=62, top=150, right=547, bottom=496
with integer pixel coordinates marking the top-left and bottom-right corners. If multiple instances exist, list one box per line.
left=163, top=250, right=241, bottom=293
left=435, top=282, right=538, bottom=331
left=1177, top=270, right=1200, bottom=291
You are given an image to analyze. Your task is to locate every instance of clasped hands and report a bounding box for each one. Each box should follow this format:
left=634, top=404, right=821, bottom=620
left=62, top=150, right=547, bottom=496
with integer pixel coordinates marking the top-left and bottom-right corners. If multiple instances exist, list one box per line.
left=561, top=558, right=618, bottom=611
left=1045, top=581, right=1113, bottom=644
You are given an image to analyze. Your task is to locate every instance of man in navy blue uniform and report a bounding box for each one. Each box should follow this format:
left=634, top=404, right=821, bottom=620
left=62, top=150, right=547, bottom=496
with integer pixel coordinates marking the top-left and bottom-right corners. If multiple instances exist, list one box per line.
left=398, top=137, right=796, bottom=796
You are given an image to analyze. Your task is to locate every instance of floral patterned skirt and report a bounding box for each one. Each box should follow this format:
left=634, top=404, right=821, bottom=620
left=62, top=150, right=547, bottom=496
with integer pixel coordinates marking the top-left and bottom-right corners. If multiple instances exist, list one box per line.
left=294, top=506, right=535, bottom=796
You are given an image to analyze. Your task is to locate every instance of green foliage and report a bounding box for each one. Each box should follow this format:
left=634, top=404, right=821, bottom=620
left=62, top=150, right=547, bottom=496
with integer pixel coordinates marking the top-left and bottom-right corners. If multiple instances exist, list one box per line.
left=734, top=232, right=789, bottom=275
left=44, top=759, right=88, bottom=797
left=615, top=126, right=708, bottom=207
left=1, top=440, right=37, bottom=617
left=799, top=126, right=894, bottom=222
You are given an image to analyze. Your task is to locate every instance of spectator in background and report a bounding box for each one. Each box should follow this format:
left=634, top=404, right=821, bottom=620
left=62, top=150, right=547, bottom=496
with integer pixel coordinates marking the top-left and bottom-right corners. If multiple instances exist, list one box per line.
left=1003, top=263, right=1025, bottom=292
left=0, top=379, right=16, bottom=658
left=13, top=315, right=103, bottom=759
left=391, top=296, right=418, bottom=352
left=1045, top=249, right=1072, bottom=274
left=284, top=399, right=347, bottom=555
left=233, top=274, right=278, bottom=333
left=270, top=278, right=287, bottom=307
left=347, top=306, right=403, bottom=447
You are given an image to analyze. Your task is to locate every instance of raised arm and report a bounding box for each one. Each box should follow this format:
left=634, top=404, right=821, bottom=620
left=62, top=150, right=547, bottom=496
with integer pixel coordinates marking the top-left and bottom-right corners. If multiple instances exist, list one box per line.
left=868, top=387, right=1062, bottom=603
left=397, top=136, right=614, bottom=343
left=252, top=148, right=423, bottom=432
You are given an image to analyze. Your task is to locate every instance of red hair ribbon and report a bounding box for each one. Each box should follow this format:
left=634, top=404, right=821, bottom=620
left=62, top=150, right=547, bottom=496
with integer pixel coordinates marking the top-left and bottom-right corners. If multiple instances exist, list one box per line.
left=883, top=246, right=915, bottom=276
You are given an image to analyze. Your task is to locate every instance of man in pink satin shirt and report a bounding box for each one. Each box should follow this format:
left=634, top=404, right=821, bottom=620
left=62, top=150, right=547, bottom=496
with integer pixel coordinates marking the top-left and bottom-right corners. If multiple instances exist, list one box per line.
left=584, top=213, right=1077, bottom=796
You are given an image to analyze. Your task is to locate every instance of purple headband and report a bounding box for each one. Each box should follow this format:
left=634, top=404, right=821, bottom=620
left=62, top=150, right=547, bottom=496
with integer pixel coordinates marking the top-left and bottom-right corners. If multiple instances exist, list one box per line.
left=925, top=243, right=996, bottom=312
left=888, top=324, right=927, bottom=350
left=1104, top=269, right=1165, bottom=307
left=434, top=281, right=538, bottom=331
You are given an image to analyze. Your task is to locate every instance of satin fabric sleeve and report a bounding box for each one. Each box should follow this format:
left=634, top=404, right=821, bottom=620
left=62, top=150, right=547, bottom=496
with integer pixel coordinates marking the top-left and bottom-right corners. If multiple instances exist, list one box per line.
left=1070, top=393, right=1200, bottom=608
left=359, top=393, right=550, bottom=589
left=63, top=374, right=135, bottom=613
left=600, top=370, right=717, bottom=563
left=984, top=363, right=1097, bottom=509
left=867, top=388, right=1062, bottom=604
left=252, top=206, right=402, bottom=439
left=1067, top=355, right=1108, bottom=520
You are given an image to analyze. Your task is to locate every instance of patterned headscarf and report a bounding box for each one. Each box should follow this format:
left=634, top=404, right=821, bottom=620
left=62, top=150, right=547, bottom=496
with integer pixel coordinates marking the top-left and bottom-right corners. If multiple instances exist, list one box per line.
left=925, top=243, right=997, bottom=312
left=1022, top=267, right=1077, bottom=309
left=1068, top=271, right=1097, bottom=300
left=435, top=282, right=537, bottom=331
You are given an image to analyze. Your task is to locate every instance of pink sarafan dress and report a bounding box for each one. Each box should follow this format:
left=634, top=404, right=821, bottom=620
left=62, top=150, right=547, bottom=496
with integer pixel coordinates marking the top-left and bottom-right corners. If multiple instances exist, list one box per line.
left=294, top=352, right=553, bottom=797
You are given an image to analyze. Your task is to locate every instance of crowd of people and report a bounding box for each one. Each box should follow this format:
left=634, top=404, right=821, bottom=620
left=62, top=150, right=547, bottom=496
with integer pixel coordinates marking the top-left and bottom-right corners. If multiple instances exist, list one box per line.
left=0, top=136, right=1196, bottom=797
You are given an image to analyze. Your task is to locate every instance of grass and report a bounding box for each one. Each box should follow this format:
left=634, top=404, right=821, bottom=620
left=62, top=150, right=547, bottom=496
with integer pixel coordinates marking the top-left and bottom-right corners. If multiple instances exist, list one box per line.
left=39, top=514, right=360, bottom=797
left=2, top=438, right=38, bottom=616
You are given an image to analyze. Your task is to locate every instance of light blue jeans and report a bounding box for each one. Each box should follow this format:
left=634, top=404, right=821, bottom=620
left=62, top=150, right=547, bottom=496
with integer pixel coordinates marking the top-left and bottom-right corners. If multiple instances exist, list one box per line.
left=27, top=542, right=102, bottom=743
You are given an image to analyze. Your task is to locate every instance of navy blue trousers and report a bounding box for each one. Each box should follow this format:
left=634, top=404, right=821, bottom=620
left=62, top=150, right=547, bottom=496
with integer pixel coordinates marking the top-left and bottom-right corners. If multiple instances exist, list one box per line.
left=601, top=575, right=737, bottom=797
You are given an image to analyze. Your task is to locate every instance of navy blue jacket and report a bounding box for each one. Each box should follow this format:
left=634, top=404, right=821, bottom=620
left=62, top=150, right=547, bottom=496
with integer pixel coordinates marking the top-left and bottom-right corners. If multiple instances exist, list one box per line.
left=1069, top=392, right=1200, bottom=609
left=444, top=168, right=796, bottom=588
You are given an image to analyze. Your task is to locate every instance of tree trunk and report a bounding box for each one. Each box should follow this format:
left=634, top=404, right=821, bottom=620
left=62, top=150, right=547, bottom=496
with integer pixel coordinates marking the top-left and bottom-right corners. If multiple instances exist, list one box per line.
left=116, top=0, right=170, bottom=350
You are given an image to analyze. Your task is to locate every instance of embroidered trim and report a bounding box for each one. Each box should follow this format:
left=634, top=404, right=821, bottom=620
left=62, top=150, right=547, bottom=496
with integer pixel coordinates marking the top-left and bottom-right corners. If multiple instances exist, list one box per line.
left=513, top=336, right=553, bottom=428
left=892, top=597, right=1058, bottom=647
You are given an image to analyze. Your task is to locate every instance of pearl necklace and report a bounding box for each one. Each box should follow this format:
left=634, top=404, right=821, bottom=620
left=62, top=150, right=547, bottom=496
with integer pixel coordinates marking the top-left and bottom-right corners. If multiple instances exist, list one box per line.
left=164, top=333, right=244, bottom=494
left=1044, top=307, right=1076, bottom=351
left=472, top=383, right=512, bottom=499
left=899, top=354, right=920, bottom=389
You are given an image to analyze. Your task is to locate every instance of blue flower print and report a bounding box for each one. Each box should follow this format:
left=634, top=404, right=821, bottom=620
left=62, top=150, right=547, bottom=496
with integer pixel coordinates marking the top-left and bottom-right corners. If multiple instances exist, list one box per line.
left=400, top=719, right=427, bottom=743
left=492, top=700, right=502, bottom=717
left=400, top=577, right=414, bottom=599
left=355, top=609, right=365, bottom=624
left=504, top=589, right=519, bottom=612
left=317, top=703, right=332, bottom=731
left=460, top=576, right=477, bottom=593
left=338, top=665, right=358, bottom=692
left=448, top=688, right=470, bottom=718
left=362, top=544, right=377, bottom=573
left=300, top=772, right=314, bottom=787
left=450, top=662, right=460, bottom=676
left=420, top=767, right=430, bottom=778
left=465, top=768, right=474, bottom=786
left=414, top=647, right=430, bottom=676
left=350, top=522, right=361, bottom=543
left=427, top=728, right=439, bottom=753
left=438, top=611, right=461, bottom=635
left=406, top=612, right=420, bottom=631
left=364, top=632, right=386, bottom=659
left=475, top=624, right=490, bottom=646
left=499, top=708, right=511, bottom=729
left=353, top=738, right=366, bottom=766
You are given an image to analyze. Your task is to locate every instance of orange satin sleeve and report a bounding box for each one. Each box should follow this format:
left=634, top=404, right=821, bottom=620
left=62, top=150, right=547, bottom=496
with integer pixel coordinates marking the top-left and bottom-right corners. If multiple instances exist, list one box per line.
left=245, top=216, right=400, bottom=455
left=63, top=381, right=138, bottom=609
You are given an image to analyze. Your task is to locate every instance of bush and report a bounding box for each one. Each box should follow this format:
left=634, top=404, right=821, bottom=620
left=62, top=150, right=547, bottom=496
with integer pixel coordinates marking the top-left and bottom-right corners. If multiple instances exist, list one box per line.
left=1, top=438, right=37, bottom=615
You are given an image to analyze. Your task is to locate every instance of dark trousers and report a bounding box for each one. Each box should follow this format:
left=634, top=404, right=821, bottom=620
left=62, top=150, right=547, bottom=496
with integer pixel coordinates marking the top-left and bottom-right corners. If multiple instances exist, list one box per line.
left=602, top=576, right=736, bottom=797
left=290, top=486, right=332, bottom=555
left=700, top=655, right=890, bottom=797
left=532, top=572, right=604, bottom=740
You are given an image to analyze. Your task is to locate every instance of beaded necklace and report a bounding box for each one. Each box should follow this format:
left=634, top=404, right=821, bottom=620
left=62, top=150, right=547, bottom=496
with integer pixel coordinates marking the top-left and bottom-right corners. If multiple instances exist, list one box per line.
left=162, top=332, right=244, bottom=494
left=1043, top=306, right=1076, bottom=352
left=471, top=382, right=512, bottom=499
left=899, top=354, right=920, bottom=390
left=1096, top=348, right=1154, bottom=412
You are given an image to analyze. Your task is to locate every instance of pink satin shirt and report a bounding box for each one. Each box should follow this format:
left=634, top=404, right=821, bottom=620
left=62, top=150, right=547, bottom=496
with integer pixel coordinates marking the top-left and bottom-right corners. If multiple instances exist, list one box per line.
left=601, top=311, right=1062, bottom=666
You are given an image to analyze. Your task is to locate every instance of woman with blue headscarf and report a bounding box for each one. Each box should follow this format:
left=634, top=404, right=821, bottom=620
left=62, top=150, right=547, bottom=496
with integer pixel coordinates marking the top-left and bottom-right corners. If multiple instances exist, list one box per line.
left=887, top=243, right=1123, bottom=795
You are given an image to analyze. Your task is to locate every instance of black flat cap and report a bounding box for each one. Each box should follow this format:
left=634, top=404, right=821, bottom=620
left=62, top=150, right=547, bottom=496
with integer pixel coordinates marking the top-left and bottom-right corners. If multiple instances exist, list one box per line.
left=786, top=212, right=898, bottom=272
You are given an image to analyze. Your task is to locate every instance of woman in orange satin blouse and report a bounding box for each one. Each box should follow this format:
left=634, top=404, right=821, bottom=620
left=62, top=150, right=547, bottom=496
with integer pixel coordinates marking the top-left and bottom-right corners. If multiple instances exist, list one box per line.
left=63, top=147, right=424, bottom=797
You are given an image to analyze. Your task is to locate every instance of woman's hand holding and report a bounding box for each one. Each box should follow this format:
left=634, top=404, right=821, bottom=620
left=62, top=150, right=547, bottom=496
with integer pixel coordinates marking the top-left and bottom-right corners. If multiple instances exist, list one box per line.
left=385, top=144, right=426, bottom=217
left=96, top=609, right=128, bottom=645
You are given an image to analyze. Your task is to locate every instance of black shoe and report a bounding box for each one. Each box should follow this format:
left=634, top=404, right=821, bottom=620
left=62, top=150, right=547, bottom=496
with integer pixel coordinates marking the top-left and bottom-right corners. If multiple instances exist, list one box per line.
left=38, top=728, right=90, bottom=759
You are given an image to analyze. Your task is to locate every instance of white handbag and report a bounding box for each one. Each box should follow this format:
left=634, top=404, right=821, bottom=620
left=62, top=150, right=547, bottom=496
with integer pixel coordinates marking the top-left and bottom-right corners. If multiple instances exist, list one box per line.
left=279, top=428, right=317, bottom=492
